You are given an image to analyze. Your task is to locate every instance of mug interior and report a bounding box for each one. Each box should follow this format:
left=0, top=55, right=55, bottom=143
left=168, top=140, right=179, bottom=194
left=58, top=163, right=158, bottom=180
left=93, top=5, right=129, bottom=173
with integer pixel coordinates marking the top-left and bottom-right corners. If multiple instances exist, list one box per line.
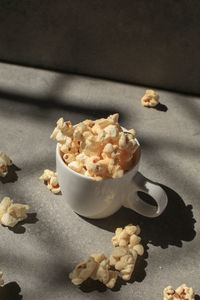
left=56, top=138, right=141, bottom=181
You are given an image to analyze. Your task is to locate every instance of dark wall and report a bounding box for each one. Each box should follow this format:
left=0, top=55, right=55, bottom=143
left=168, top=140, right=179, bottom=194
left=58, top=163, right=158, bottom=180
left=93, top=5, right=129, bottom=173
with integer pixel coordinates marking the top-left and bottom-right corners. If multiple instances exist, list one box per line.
left=0, top=0, right=200, bottom=94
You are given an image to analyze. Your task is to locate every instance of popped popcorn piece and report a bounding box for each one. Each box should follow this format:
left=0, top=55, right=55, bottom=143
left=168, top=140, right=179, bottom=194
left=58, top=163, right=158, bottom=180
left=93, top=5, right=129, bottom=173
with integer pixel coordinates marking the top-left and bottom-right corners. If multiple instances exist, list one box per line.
left=163, top=284, right=195, bottom=300
left=0, top=269, right=4, bottom=286
left=0, top=197, right=29, bottom=228
left=63, top=153, right=76, bottom=164
left=69, top=256, right=98, bottom=285
left=112, top=224, right=144, bottom=255
left=69, top=254, right=118, bottom=289
left=51, top=113, right=139, bottom=180
left=40, top=169, right=61, bottom=194
left=50, top=118, right=74, bottom=141
left=141, top=89, right=159, bottom=107
left=91, top=253, right=118, bottom=289
left=109, top=246, right=138, bottom=281
left=68, top=161, right=83, bottom=173
left=0, top=151, right=12, bottom=177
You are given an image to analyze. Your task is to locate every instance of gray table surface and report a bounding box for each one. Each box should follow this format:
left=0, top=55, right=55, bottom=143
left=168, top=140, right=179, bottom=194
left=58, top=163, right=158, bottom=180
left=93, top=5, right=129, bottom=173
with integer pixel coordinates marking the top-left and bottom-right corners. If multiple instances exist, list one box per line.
left=0, top=62, right=199, bottom=300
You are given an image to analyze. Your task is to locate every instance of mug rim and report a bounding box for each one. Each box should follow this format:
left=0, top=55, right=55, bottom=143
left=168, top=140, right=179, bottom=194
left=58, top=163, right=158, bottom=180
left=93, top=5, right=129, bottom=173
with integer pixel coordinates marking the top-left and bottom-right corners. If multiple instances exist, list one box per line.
left=56, top=138, right=141, bottom=182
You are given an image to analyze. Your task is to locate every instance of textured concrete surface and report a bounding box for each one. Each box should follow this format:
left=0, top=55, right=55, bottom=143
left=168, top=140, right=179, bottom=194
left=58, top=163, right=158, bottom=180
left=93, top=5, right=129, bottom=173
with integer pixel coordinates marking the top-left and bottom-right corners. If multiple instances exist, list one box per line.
left=0, top=0, right=200, bottom=94
left=0, top=62, right=200, bottom=300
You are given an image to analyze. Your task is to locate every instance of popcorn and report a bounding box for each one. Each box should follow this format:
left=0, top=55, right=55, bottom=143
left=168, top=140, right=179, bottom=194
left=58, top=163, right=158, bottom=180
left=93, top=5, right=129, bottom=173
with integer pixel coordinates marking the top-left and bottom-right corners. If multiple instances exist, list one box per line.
left=51, top=114, right=139, bottom=181
left=40, top=169, right=61, bottom=194
left=141, top=89, right=159, bottom=107
left=69, top=257, right=97, bottom=285
left=109, top=246, right=138, bottom=281
left=112, top=224, right=144, bottom=255
left=69, top=223, right=143, bottom=289
left=91, top=253, right=118, bottom=289
left=69, top=254, right=117, bottom=289
left=0, top=197, right=29, bottom=227
left=50, top=118, right=74, bottom=141
left=110, top=224, right=144, bottom=281
left=0, top=269, right=4, bottom=286
left=0, top=151, right=12, bottom=177
left=163, top=284, right=195, bottom=300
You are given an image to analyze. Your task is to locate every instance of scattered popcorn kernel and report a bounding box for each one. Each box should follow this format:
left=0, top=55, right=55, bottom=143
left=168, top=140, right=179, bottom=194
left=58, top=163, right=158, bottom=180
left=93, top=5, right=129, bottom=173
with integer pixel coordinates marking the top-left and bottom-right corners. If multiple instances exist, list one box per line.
left=0, top=269, right=4, bottom=286
left=112, top=224, right=144, bottom=254
left=0, top=197, right=29, bottom=228
left=51, top=114, right=139, bottom=180
left=163, top=284, right=195, bottom=300
left=141, top=89, right=159, bottom=107
left=0, top=151, right=12, bottom=177
left=109, top=246, right=138, bottom=281
left=69, top=254, right=118, bottom=289
left=40, top=169, right=61, bottom=194
left=69, top=257, right=98, bottom=285
left=91, top=253, right=118, bottom=289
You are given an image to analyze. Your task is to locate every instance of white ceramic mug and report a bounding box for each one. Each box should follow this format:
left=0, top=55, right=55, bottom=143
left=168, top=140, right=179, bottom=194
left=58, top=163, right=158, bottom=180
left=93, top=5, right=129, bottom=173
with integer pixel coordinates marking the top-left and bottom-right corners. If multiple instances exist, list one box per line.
left=56, top=140, right=168, bottom=219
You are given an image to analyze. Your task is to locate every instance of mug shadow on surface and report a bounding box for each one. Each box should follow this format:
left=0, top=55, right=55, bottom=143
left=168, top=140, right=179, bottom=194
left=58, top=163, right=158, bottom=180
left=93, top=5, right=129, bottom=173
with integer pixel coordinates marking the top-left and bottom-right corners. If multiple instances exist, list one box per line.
left=82, top=183, right=196, bottom=249
left=0, top=282, right=23, bottom=300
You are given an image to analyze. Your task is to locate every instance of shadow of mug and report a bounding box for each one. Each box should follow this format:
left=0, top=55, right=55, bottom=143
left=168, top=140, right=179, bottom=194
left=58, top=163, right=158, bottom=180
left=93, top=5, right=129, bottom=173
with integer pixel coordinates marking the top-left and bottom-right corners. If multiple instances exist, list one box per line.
left=82, top=184, right=196, bottom=249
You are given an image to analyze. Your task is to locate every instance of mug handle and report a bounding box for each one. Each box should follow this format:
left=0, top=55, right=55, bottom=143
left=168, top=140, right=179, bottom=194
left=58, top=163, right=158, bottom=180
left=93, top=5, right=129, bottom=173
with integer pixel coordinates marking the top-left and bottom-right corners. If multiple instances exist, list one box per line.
left=123, top=172, right=168, bottom=217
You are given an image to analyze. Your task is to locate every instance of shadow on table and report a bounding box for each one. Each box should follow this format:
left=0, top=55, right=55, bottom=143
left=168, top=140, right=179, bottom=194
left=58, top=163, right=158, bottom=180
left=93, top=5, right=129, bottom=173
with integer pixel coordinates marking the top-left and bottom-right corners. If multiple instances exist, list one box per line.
left=154, top=102, right=168, bottom=112
left=0, top=164, right=21, bottom=184
left=0, top=282, right=22, bottom=300
left=0, top=85, right=125, bottom=122
left=82, top=184, right=196, bottom=249
left=7, top=213, right=39, bottom=234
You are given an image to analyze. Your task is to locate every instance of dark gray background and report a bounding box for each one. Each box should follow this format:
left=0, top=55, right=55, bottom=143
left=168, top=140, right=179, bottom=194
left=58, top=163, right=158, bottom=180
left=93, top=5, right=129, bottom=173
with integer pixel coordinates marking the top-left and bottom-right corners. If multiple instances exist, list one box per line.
left=0, top=0, right=200, bottom=94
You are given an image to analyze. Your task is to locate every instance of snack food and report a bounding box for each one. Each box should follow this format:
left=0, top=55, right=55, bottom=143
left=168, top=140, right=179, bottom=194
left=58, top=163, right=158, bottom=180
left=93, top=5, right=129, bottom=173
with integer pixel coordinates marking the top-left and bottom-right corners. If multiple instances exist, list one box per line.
left=141, top=89, right=159, bottom=107
left=69, top=256, right=97, bottom=286
left=163, top=284, right=195, bottom=300
left=69, top=253, right=118, bottom=289
left=109, top=246, right=138, bottom=281
left=51, top=114, right=139, bottom=181
left=111, top=224, right=144, bottom=254
left=0, top=269, right=4, bottom=286
left=90, top=253, right=118, bottom=288
left=0, top=197, right=29, bottom=227
left=69, top=223, right=143, bottom=289
left=0, top=151, right=12, bottom=177
left=40, top=169, right=60, bottom=194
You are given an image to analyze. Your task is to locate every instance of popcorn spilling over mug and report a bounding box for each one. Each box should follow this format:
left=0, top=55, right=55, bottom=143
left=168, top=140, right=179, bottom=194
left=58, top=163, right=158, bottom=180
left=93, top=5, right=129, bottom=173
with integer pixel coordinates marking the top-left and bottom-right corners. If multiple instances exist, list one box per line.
left=51, top=113, right=168, bottom=219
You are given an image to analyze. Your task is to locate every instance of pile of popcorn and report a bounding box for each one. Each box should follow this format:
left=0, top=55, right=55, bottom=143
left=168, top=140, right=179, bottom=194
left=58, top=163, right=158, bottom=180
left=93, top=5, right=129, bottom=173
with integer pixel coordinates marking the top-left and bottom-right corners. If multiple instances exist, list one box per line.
left=163, top=284, right=195, bottom=300
left=0, top=151, right=12, bottom=177
left=40, top=169, right=60, bottom=194
left=50, top=113, right=139, bottom=181
left=69, top=224, right=144, bottom=289
left=141, top=89, right=159, bottom=107
left=0, top=197, right=29, bottom=228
